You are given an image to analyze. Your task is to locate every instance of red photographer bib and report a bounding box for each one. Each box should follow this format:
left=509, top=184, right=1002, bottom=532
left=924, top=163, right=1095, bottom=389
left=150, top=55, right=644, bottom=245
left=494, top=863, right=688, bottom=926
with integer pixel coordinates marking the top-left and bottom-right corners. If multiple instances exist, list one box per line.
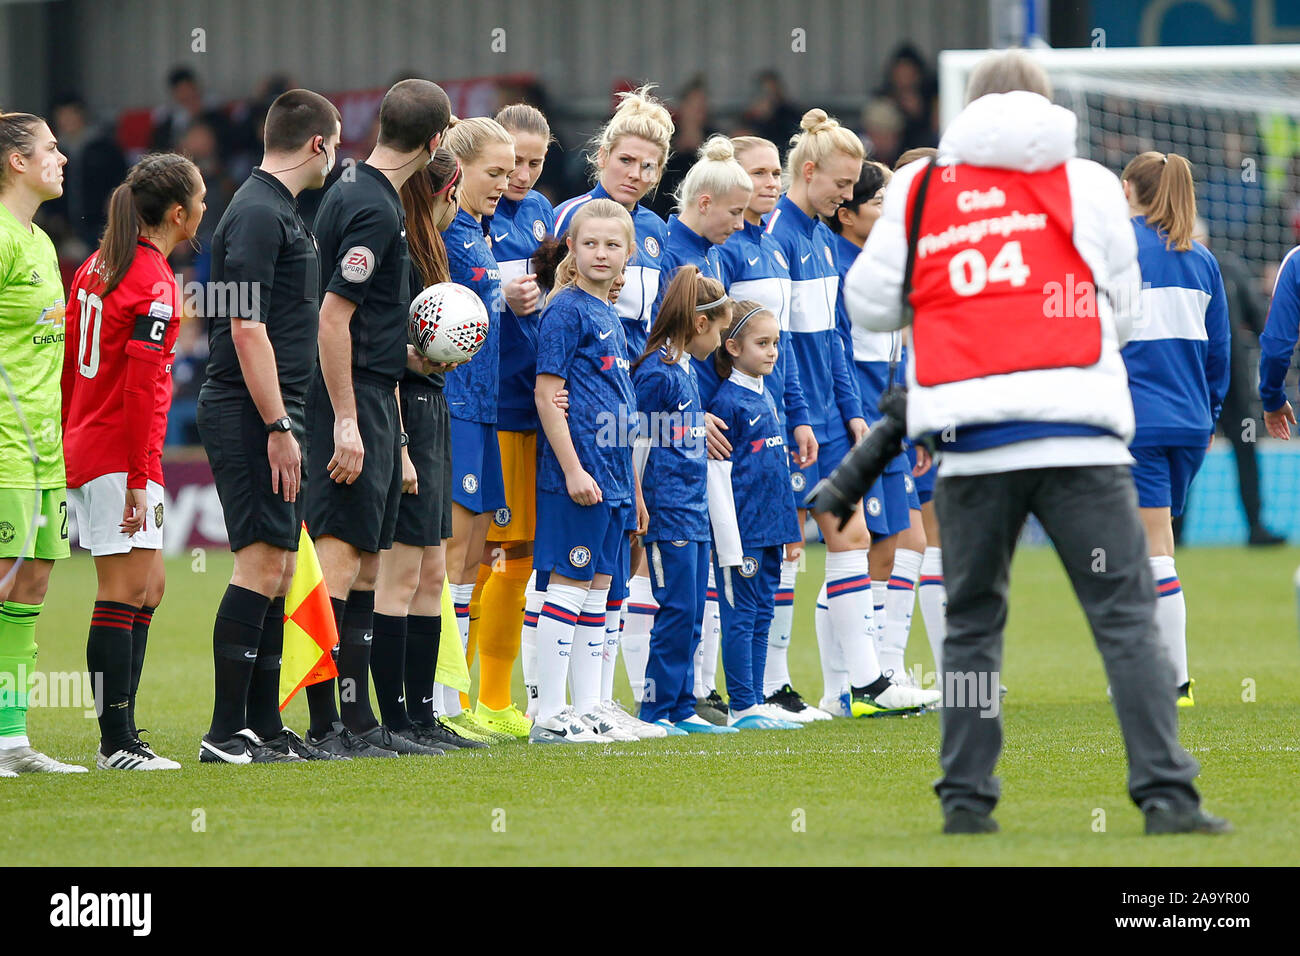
left=907, top=163, right=1100, bottom=387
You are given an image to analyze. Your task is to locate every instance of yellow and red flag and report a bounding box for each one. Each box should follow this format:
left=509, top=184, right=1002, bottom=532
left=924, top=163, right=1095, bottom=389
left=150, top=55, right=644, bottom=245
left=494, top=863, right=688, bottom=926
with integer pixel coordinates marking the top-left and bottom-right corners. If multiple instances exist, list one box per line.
left=434, top=576, right=471, bottom=693
left=279, top=525, right=339, bottom=710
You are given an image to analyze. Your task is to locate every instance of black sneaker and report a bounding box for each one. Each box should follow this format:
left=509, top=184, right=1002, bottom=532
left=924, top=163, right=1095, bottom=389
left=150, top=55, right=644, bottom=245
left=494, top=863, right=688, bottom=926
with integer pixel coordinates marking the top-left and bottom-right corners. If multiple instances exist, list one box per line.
left=943, top=808, right=1000, bottom=834
left=390, top=725, right=448, bottom=755
left=1143, top=801, right=1233, bottom=835
left=1248, top=525, right=1286, bottom=547
left=412, top=718, right=488, bottom=750
left=199, top=729, right=301, bottom=764
left=264, top=727, right=346, bottom=761
left=358, top=724, right=443, bottom=756
left=765, top=684, right=810, bottom=715
left=307, top=721, right=397, bottom=759
left=695, top=690, right=729, bottom=726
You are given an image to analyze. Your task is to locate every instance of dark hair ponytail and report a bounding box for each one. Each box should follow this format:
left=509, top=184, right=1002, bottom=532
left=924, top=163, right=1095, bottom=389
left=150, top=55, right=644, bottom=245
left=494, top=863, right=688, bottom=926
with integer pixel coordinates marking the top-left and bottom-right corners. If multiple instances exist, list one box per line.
left=633, top=265, right=728, bottom=373
left=1122, top=151, right=1196, bottom=252
left=96, top=152, right=200, bottom=295
left=714, top=299, right=772, bottom=380
left=400, top=147, right=459, bottom=286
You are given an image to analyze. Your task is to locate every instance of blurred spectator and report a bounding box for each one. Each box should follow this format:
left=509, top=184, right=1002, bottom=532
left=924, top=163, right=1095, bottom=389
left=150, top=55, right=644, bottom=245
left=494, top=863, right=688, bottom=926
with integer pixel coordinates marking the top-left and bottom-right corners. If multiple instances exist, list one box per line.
left=739, top=70, right=803, bottom=150
left=45, top=94, right=127, bottom=250
left=166, top=317, right=208, bottom=445
left=652, top=74, right=719, bottom=219
left=151, top=66, right=233, bottom=160
left=861, top=97, right=904, bottom=169
left=875, top=43, right=938, bottom=152
left=225, top=73, right=294, bottom=181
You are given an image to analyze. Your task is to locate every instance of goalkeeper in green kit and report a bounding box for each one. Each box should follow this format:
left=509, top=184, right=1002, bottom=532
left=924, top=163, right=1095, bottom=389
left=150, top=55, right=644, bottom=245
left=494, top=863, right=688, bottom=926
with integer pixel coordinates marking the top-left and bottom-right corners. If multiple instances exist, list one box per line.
left=0, top=111, right=85, bottom=774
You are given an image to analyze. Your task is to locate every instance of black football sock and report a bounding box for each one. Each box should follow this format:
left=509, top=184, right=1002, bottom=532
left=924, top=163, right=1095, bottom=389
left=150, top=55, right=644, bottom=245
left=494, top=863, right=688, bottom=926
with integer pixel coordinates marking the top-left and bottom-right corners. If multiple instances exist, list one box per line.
left=338, top=589, right=379, bottom=734
left=371, top=612, right=411, bottom=730
left=87, top=601, right=138, bottom=753
left=207, top=585, right=269, bottom=740
left=405, top=614, right=441, bottom=724
left=246, top=597, right=286, bottom=741
left=305, top=597, right=346, bottom=738
left=128, top=605, right=153, bottom=738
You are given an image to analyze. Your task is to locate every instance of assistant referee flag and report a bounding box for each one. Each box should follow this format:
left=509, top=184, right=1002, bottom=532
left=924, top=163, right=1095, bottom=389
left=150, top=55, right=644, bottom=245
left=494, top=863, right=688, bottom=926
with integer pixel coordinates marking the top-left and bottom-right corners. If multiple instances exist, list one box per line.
left=279, top=525, right=339, bottom=709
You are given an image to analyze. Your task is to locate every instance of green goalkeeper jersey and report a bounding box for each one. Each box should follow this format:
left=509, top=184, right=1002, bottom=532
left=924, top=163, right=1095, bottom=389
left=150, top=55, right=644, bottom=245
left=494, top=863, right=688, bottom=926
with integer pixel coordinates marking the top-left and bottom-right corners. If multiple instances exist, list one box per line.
left=0, top=202, right=65, bottom=489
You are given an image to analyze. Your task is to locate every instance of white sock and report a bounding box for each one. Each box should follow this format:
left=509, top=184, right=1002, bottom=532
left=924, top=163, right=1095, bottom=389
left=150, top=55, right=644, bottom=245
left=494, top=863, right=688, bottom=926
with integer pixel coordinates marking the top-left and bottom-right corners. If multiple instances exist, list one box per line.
left=449, top=581, right=474, bottom=651
left=623, top=575, right=657, bottom=702
left=441, top=683, right=462, bottom=718
left=521, top=571, right=543, bottom=717
left=1149, top=555, right=1188, bottom=687
left=535, top=583, right=586, bottom=721
left=571, top=586, right=609, bottom=714
left=763, top=559, right=799, bottom=696
left=919, top=547, right=946, bottom=685
left=700, top=564, right=720, bottom=695
left=882, top=548, right=921, bottom=680
left=600, top=595, right=623, bottom=704
left=871, top=579, right=888, bottom=658
left=814, top=584, right=847, bottom=702
left=825, top=549, right=881, bottom=688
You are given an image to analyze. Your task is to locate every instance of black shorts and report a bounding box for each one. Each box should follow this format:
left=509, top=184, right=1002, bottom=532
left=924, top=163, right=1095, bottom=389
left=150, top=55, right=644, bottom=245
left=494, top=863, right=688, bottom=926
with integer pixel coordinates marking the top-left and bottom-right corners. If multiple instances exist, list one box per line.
left=197, top=394, right=306, bottom=553
left=304, top=372, right=402, bottom=553
left=394, top=381, right=453, bottom=547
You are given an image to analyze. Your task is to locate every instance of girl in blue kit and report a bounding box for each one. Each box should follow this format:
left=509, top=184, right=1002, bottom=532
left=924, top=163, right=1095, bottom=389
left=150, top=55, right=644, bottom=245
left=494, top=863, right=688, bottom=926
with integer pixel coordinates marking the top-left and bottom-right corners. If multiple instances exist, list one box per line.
left=708, top=302, right=804, bottom=730
left=765, top=108, right=938, bottom=717
left=529, top=198, right=649, bottom=745
left=1121, top=151, right=1230, bottom=708
left=553, top=86, right=674, bottom=359
left=631, top=265, right=733, bottom=734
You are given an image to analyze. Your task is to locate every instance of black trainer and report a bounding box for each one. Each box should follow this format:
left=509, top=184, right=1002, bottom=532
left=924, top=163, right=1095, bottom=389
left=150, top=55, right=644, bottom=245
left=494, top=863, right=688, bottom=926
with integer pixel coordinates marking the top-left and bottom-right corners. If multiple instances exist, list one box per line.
left=306, top=721, right=398, bottom=759
left=200, top=729, right=301, bottom=764
left=1143, top=801, right=1233, bottom=835
left=943, top=809, right=1000, bottom=834
left=765, top=684, right=810, bottom=715
left=412, top=717, right=488, bottom=750
left=263, top=727, right=346, bottom=761
left=390, top=725, right=448, bottom=755
left=358, top=724, right=443, bottom=756
left=695, top=689, right=729, bottom=726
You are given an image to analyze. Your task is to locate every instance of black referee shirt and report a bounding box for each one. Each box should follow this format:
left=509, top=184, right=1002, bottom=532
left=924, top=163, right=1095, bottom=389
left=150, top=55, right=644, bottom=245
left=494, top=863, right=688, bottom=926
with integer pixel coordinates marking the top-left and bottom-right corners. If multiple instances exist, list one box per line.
left=313, top=162, right=411, bottom=386
left=204, top=168, right=321, bottom=404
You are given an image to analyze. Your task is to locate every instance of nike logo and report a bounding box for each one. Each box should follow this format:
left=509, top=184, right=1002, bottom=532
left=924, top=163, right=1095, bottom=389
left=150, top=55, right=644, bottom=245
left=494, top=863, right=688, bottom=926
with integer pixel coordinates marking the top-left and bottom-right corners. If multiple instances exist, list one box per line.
left=800, top=253, right=811, bottom=263
left=748, top=415, right=761, bottom=426
left=398, top=696, right=405, bottom=704
left=463, top=240, right=475, bottom=249
left=598, top=328, right=614, bottom=340
left=677, top=400, right=691, bottom=410
left=494, top=232, right=509, bottom=242
left=558, top=639, right=572, bottom=646
left=587, top=642, right=602, bottom=648
left=747, top=256, right=759, bottom=266
left=363, top=633, right=372, bottom=643
left=422, top=695, right=435, bottom=703
left=243, top=651, right=257, bottom=659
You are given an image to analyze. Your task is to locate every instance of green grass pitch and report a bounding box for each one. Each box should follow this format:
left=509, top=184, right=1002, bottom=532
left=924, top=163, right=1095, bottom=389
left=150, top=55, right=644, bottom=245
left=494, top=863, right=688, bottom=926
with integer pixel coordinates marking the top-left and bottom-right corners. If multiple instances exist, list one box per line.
left=5, top=544, right=1298, bottom=866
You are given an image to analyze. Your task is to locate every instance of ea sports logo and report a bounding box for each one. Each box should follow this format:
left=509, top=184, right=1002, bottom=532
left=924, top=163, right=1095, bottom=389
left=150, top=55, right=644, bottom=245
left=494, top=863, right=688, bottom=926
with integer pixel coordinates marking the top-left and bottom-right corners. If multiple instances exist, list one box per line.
left=643, top=236, right=660, bottom=258
left=904, top=475, right=915, bottom=494
left=532, top=219, right=545, bottom=241
left=493, top=507, right=511, bottom=527
left=462, top=473, right=479, bottom=494
left=340, top=246, right=374, bottom=283
left=569, top=546, right=592, bottom=568
left=790, top=471, right=806, bottom=492
left=739, top=556, right=758, bottom=578
left=866, top=496, right=882, bottom=517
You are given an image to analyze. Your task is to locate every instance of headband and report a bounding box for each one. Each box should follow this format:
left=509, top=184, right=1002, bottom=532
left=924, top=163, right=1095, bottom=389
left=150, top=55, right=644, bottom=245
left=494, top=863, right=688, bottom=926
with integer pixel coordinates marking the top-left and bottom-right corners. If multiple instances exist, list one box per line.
left=696, top=294, right=728, bottom=312
left=433, top=159, right=462, bottom=196
left=727, top=305, right=765, bottom=340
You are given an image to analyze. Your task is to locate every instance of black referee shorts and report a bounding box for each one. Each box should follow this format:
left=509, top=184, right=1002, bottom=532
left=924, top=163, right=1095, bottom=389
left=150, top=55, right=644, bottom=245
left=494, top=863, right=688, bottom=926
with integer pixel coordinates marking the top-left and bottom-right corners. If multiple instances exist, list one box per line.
left=303, top=372, right=402, bottom=553
left=394, top=380, right=453, bottom=547
left=197, top=395, right=306, bottom=553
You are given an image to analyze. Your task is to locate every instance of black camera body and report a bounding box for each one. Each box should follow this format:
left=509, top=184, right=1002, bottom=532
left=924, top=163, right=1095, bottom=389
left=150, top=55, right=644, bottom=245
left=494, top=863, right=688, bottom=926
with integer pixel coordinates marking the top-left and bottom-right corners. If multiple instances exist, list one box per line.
left=803, top=386, right=910, bottom=529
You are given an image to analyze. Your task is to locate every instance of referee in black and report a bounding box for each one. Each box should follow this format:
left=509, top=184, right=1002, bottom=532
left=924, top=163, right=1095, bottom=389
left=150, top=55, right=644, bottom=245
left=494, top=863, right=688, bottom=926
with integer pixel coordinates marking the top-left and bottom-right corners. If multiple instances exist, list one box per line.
left=198, top=89, right=344, bottom=763
left=303, top=79, right=452, bottom=757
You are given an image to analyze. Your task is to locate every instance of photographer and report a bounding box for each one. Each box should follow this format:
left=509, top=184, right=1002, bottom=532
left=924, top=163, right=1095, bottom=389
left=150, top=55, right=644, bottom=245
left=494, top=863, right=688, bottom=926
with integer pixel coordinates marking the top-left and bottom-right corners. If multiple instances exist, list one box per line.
left=843, top=50, right=1227, bottom=836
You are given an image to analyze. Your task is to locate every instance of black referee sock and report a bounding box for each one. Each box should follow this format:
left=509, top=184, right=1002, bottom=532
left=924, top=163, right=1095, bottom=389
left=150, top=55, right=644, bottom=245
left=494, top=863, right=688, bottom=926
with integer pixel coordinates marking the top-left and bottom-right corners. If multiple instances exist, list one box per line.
left=208, top=585, right=270, bottom=741
left=247, top=597, right=286, bottom=741
left=128, top=605, right=153, bottom=738
left=405, top=614, right=441, bottom=725
left=87, top=601, right=138, bottom=753
left=371, top=612, right=411, bottom=731
left=306, top=597, right=346, bottom=738
left=338, top=589, right=379, bottom=734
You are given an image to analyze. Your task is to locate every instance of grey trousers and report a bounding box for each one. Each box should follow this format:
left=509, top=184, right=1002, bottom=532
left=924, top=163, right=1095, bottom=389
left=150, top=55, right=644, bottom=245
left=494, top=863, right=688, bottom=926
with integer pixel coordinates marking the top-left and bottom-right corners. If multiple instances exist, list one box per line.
left=932, top=464, right=1201, bottom=815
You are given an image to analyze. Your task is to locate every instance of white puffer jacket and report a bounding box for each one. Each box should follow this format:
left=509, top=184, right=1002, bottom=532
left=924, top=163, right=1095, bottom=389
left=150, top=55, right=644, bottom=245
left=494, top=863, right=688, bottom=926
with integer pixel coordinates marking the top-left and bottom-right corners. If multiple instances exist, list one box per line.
left=845, top=91, right=1142, bottom=470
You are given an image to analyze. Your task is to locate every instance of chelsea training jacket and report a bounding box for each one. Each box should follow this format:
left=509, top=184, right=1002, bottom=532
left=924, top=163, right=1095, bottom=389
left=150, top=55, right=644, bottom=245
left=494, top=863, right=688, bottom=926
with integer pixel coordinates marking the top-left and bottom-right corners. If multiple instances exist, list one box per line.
left=1258, top=245, right=1300, bottom=414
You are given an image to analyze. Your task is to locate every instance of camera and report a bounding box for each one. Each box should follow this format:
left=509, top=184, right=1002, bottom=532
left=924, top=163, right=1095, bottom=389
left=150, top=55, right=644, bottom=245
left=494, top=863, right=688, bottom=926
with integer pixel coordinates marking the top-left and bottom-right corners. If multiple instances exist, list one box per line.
left=803, top=386, right=910, bottom=529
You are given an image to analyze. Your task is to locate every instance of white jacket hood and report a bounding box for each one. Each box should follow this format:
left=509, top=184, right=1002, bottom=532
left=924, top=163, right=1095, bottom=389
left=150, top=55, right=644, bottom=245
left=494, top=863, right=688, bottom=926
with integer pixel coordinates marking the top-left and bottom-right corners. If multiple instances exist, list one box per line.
left=939, top=91, right=1077, bottom=172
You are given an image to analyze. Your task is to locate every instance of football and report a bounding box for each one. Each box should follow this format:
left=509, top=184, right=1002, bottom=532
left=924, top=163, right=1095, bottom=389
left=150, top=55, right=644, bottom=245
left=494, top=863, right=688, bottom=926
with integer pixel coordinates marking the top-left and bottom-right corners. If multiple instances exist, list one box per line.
left=408, top=281, right=490, bottom=365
